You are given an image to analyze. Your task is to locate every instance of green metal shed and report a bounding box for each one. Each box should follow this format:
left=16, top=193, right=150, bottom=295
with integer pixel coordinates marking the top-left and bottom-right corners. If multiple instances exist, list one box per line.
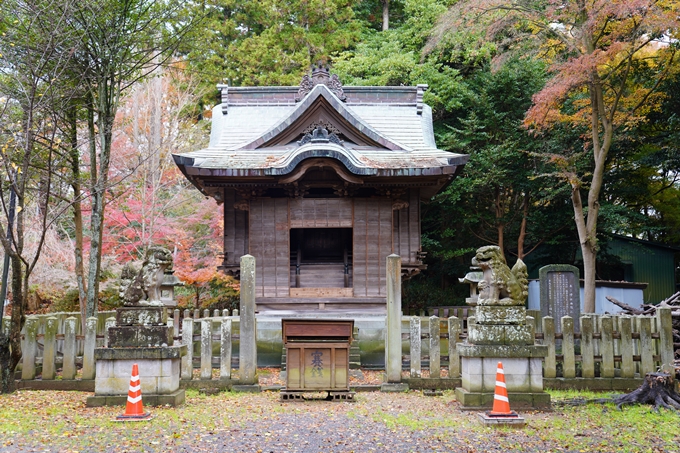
left=603, top=235, right=679, bottom=304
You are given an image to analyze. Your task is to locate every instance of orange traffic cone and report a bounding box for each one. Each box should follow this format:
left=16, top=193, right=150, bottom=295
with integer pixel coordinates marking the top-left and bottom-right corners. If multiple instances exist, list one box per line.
left=480, top=361, right=525, bottom=426
left=116, top=363, right=152, bottom=421
left=489, top=361, right=514, bottom=416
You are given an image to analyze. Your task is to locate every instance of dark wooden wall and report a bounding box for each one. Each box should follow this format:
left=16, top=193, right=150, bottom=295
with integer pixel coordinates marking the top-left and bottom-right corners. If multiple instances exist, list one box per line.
left=393, top=189, right=421, bottom=265
left=353, top=198, right=393, bottom=297
left=290, top=199, right=352, bottom=228
left=249, top=198, right=289, bottom=297
left=228, top=193, right=421, bottom=298
left=222, top=189, right=248, bottom=267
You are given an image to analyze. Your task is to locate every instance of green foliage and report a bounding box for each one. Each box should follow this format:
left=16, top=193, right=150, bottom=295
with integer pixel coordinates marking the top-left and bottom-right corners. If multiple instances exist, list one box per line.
left=181, top=0, right=364, bottom=96
left=402, top=276, right=468, bottom=312
left=333, top=35, right=467, bottom=115
left=428, top=57, right=573, bottom=265
left=48, top=289, right=80, bottom=314
left=175, top=274, right=239, bottom=312
left=98, top=286, right=123, bottom=311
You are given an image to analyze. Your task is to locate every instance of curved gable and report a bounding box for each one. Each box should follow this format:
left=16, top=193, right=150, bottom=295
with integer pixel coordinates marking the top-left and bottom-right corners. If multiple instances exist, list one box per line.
left=242, top=84, right=407, bottom=151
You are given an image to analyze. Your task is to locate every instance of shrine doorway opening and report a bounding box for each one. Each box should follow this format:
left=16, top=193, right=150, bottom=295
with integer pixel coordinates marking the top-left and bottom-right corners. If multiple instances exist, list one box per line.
left=290, top=228, right=353, bottom=296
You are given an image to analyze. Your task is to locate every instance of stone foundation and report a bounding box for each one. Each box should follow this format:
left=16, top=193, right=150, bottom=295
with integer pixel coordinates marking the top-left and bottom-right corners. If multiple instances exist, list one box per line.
left=87, top=345, right=186, bottom=407
left=461, top=357, right=544, bottom=393
left=86, top=306, right=187, bottom=407
left=456, top=246, right=551, bottom=412
left=455, top=388, right=551, bottom=410
left=87, top=389, right=185, bottom=407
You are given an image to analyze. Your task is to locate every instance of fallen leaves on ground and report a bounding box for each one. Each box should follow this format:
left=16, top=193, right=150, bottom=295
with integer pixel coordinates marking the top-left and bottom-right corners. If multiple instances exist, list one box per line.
left=0, top=389, right=678, bottom=453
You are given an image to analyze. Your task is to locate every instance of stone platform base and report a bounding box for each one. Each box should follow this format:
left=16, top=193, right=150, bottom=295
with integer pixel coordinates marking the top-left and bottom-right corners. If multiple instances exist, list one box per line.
left=460, top=354, right=545, bottom=394
left=86, top=389, right=185, bottom=407
left=479, top=412, right=526, bottom=427
left=232, top=384, right=262, bottom=393
left=94, top=346, right=185, bottom=396
left=455, top=387, right=551, bottom=410
left=380, top=382, right=409, bottom=392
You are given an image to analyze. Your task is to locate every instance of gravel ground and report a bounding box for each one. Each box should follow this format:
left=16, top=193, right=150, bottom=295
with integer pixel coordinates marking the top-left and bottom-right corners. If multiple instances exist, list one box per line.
left=0, top=390, right=562, bottom=453
left=1, top=370, right=679, bottom=453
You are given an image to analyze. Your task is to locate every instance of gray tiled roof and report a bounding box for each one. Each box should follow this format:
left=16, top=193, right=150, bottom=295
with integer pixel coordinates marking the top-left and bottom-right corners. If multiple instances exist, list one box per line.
left=174, top=83, right=467, bottom=175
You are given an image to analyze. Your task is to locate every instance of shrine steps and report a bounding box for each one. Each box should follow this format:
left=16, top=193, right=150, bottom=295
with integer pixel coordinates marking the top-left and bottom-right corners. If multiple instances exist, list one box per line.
left=255, top=297, right=386, bottom=314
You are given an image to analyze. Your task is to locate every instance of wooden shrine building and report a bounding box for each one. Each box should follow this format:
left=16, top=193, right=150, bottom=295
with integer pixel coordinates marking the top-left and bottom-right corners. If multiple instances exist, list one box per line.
left=173, top=66, right=468, bottom=313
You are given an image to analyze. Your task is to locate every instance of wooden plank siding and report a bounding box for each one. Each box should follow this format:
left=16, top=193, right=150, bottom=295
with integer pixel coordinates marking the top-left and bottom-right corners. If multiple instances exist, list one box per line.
left=408, top=189, right=421, bottom=265
left=290, top=199, right=352, bottom=228
left=392, top=189, right=421, bottom=265
left=353, top=198, right=393, bottom=297
left=275, top=200, right=289, bottom=297
left=245, top=196, right=398, bottom=298
left=223, top=189, right=235, bottom=263
left=249, top=198, right=289, bottom=297
left=222, top=189, right=249, bottom=266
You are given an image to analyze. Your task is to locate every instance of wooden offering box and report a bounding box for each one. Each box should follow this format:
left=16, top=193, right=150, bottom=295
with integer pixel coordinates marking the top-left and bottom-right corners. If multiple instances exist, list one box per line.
left=282, top=319, right=354, bottom=392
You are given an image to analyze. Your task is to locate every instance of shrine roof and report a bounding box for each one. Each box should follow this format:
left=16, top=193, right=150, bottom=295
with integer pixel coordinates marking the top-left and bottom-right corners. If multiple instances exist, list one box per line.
left=173, top=71, right=467, bottom=176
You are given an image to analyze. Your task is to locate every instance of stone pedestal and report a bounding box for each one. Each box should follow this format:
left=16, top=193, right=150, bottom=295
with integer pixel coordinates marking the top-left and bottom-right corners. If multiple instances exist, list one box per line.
left=455, top=344, right=550, bottom=409
left=456, top=306, right=550, bottom=410
left=86, top=306, right=186, bottom=407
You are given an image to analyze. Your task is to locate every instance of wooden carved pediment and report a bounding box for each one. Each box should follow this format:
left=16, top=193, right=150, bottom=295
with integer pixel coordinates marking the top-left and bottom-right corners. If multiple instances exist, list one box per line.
left=296, top=64, right=346, bottom=102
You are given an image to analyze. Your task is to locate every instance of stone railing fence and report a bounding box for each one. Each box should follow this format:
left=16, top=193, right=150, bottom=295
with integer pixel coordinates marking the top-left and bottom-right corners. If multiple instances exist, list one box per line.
left=6, top=306, right=674, bottom=391
left=403, top=307, right=675, bottom=390
left=7, top=309, right=241, bottom=388
left=1, top=311, right=114, bottom=381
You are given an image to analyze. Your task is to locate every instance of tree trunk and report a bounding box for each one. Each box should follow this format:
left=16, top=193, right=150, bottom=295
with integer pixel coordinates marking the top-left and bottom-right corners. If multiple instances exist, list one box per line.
left=382, top=0, right=389, bottom=31
left=612, top=372, right=680, bottom=411
left=494, top=186, right=505, bottom=260
left=581, top=241, right=597, bottom=313
left=67, top=105, right=87, bottom=331
left=517, top=193, right=529, bottom=260
left=85, top=86, right=114, bottom=319
left=1, top=256, right=25, bottom=394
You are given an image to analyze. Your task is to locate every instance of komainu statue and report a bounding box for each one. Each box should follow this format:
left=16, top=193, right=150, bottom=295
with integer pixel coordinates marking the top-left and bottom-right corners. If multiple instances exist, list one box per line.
left=120, top=246, right=173, bottom=306
left=472, top=245, right=528, bottom=306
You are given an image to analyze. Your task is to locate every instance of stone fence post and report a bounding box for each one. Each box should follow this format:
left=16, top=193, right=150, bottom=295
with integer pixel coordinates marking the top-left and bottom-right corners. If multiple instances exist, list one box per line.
left=181, top=316, right=194, bottom=380
left=62, top=317, right=77, bottom=380
left=21, top=317, right=38, bottom=380
left=409, top=316, right=421, bottom=378
left=200, top=318, right=212, bottom=380
left=82, top=317, right=97, bottom=380
left=657, top=307, right=675, bottom=373
left=238, top=254, right=257, bottom=387
left=42, top=317, right=58, bottom=380
left=221, top=318, right=232, bottom=380
left=382, top=254, right=407, bottom=391
left=429, top=316, right=440, bottom=379
left=103, top=317, right=116, bottom=348
left=447, top=316, right=462, bottom=378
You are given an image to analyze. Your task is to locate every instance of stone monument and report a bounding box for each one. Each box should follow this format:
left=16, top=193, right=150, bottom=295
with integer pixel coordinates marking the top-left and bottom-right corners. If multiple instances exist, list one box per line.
left=459, top=266, right=483, bottom=305
left=455, top=246, right=550, bottom=409
left=86, top=246, right=186, bottom=407
left=539, top=264, right=580, bottom=332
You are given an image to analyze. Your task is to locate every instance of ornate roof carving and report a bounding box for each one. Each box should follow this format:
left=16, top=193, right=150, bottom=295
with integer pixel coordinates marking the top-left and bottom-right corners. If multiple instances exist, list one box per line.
left=296, top=64, right=346, bottom=102
left=297, top=125, right=343, bottom=147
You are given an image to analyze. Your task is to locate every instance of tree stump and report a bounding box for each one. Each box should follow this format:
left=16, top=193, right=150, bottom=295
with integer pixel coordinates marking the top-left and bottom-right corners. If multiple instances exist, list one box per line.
left=612, top=372, right=680, bottom=411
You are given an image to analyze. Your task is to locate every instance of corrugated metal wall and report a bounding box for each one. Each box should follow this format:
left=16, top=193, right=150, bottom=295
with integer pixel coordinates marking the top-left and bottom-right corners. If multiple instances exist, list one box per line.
left=606, top=238, right=677, bottom=303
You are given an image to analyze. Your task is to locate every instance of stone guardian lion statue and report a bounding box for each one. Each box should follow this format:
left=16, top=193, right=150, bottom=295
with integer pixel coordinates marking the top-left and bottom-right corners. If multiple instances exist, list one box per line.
left=472, top=245, right=528, bottom=306
left=120, top=246, right=174, bottom=306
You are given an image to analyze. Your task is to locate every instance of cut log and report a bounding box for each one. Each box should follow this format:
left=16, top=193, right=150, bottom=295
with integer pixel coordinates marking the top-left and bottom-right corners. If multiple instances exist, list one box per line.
left=607, top=295, right=680, bottom=361
left=606, top=296, right=644, bottom=315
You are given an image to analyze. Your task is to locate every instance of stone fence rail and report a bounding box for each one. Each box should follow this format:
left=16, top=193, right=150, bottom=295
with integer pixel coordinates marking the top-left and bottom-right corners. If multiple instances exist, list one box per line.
left=5, top=307, right=674, bottom=391
left=403, top=307, right=675, bottom=390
